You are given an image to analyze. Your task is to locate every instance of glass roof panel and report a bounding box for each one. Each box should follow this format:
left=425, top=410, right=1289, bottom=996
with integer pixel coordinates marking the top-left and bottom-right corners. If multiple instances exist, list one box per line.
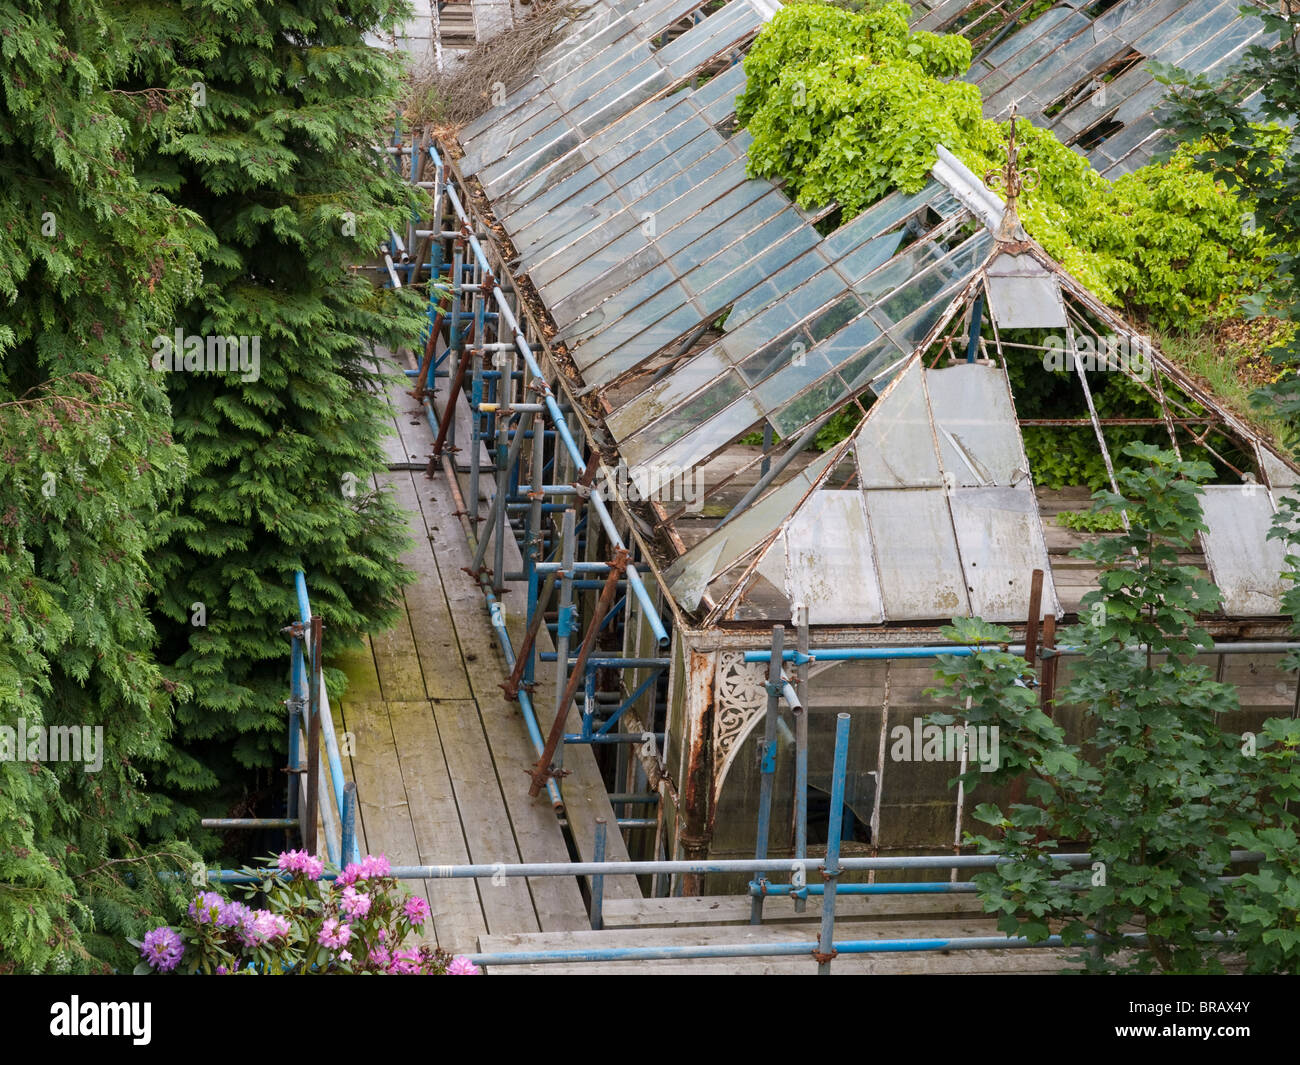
left=692, top=223, right=822, bottom=305
left=852, top=236, right=951, bottom=306
left=969, top=7, right=1075, bottom=84
left=1198, top=486, right=1290, bottom=616
left=681, top=210, right=805, bottom=296
left=461, top=95, right=555, bottom=174
left=1132, top=0, right=1239, bottom=55
left=864, top=489, right=970, bottom=620
left=591, top=225, right=823, bottom=383
left=696, top=63, right=749, bottom=121
left=767, top=376, right=851, bottom=437
left=836, top=334, right=910, bottom=395
left=977, top=11, right=1091, bottom=95
left=822, top=183, right=941, bottom=259
left=724, top=250, right=831, bottom=326
left=753, top=350, right=841, bottom=412
left=567, top=270, right=686, bottom=365
left=501, top=97, right=703, bottom=220
left=570, top=66, right=675, bottom=135
left=872, top=231, right=985, bottom=328
left=585, top=303, right=708, bottom=383
left=721, top=271, right=848, bottom=360
left=629, top=371, right=748, bottom=456
left=661, top=3, right=763, bottom=77
left=854, top=359, right=942, bottom=489
left=548, top=38, right=650, bottom=112
left=926, top=362, right=1027, bottom=487
left=666, top=448, right=838, bottom=604
left=524, top=132, right=741, bottom=280
left=547, top=174, right=768, bottom=315
left=949, top=486, right=1059, bottom=621
left=607, top=350, right=733, bottom=440
left=838, top=228, right=908, bottom=285
left=782, top=491, right=886, bottom=625
left=624, top=389, right=763, bottom=470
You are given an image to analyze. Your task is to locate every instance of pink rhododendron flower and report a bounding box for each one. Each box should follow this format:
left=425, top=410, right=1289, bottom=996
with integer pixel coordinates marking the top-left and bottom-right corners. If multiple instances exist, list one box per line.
left=319, top=917, right=352, bottom=950
left=341, top=886, right=372, bottom=919
left=448, top=955, right=480, bottom=975
left=387, top=947, right=422, bottom=975
left=403, top=896, right=429, bottom=927
left=360, top=853, right=390, bottom=879
left=250, top=911, right=290, bottom=942
left=277, top=849, right=325, bottom=879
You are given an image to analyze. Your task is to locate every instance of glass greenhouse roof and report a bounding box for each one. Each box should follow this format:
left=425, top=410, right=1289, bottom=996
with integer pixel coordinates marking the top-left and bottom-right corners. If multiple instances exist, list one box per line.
left=456, top=0, right=1299, bottom=626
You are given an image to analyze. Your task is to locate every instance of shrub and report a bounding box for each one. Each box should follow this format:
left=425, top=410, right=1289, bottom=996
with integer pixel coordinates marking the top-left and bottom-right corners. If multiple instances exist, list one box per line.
left=927, top=445, right=1300, bottom=973
left=131, top=851, right=481, bottom=975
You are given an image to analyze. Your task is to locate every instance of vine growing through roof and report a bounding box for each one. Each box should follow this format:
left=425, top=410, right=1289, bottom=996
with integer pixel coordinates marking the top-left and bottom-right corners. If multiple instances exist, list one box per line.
left=738, top=1, right=1284, bottom=329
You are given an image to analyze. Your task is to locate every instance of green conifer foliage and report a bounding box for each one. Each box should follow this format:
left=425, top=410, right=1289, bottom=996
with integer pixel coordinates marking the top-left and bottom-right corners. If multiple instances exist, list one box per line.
left=120, top=1, right=427, bottom=815
left=0, top=0, right=206, bottom=972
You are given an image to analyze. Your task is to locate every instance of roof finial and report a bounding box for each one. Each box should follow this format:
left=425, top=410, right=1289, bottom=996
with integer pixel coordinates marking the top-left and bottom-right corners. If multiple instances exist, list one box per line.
left=984, top=104, right=1038, bottom=243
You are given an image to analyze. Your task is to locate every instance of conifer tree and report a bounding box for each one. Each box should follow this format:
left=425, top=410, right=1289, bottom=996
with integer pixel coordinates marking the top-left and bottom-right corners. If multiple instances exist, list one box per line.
left=120, top=0, right=427, bottom=818
left=0, top=0, right=205, bottom=972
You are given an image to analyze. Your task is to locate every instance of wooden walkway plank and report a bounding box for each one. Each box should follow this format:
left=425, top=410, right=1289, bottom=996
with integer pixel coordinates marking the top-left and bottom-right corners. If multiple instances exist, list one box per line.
left=337, top=699, right=439, bottom=951
left=409, top=445, right=592, bottom=931
left=384, top=471, right=474, bottom=701
left=367, top=478, right=433, bottom=703
left=335, top=634, right=384, bottom=703
left=386, top=699, right=491, bottom=954
left=427, top=697, right=541, bottom=935
left=359, top=351, right=595, bottom=932
left=598, top=893, right=990, bottom=928
left=478, top=921, right=1080, bottom=975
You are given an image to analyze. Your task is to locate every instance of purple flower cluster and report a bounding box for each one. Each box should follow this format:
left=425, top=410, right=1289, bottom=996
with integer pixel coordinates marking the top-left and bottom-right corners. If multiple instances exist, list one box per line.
left=387, top=947, right=422, bottom=975
left=188, top=891, right=226, bottom=925
left=140, top=927, right=184, bottom=972
left=136, top=854, right=460, bottom=976
left=184, top=890, right=291, bottom=950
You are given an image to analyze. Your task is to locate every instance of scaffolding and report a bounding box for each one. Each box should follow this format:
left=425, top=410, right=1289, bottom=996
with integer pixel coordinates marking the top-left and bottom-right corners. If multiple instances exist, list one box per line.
left=219, top=0, right=1300, bottom=969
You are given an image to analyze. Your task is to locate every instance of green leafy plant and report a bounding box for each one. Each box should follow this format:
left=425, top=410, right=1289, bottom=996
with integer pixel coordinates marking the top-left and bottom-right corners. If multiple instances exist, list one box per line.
left=738, top=3, right=1279, bottom=330
left=1156, top=6, right=1300, bottom=445
left=927, top=444, right=1300, bottom=973
left=1055, top=509, right=1126, bottom=533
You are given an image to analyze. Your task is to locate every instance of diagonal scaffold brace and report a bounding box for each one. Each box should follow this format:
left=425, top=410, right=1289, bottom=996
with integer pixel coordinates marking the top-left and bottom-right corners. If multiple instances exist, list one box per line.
left=527, top=547, right=630, bottom=799
left=499, top=453, right=604, bottom=701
